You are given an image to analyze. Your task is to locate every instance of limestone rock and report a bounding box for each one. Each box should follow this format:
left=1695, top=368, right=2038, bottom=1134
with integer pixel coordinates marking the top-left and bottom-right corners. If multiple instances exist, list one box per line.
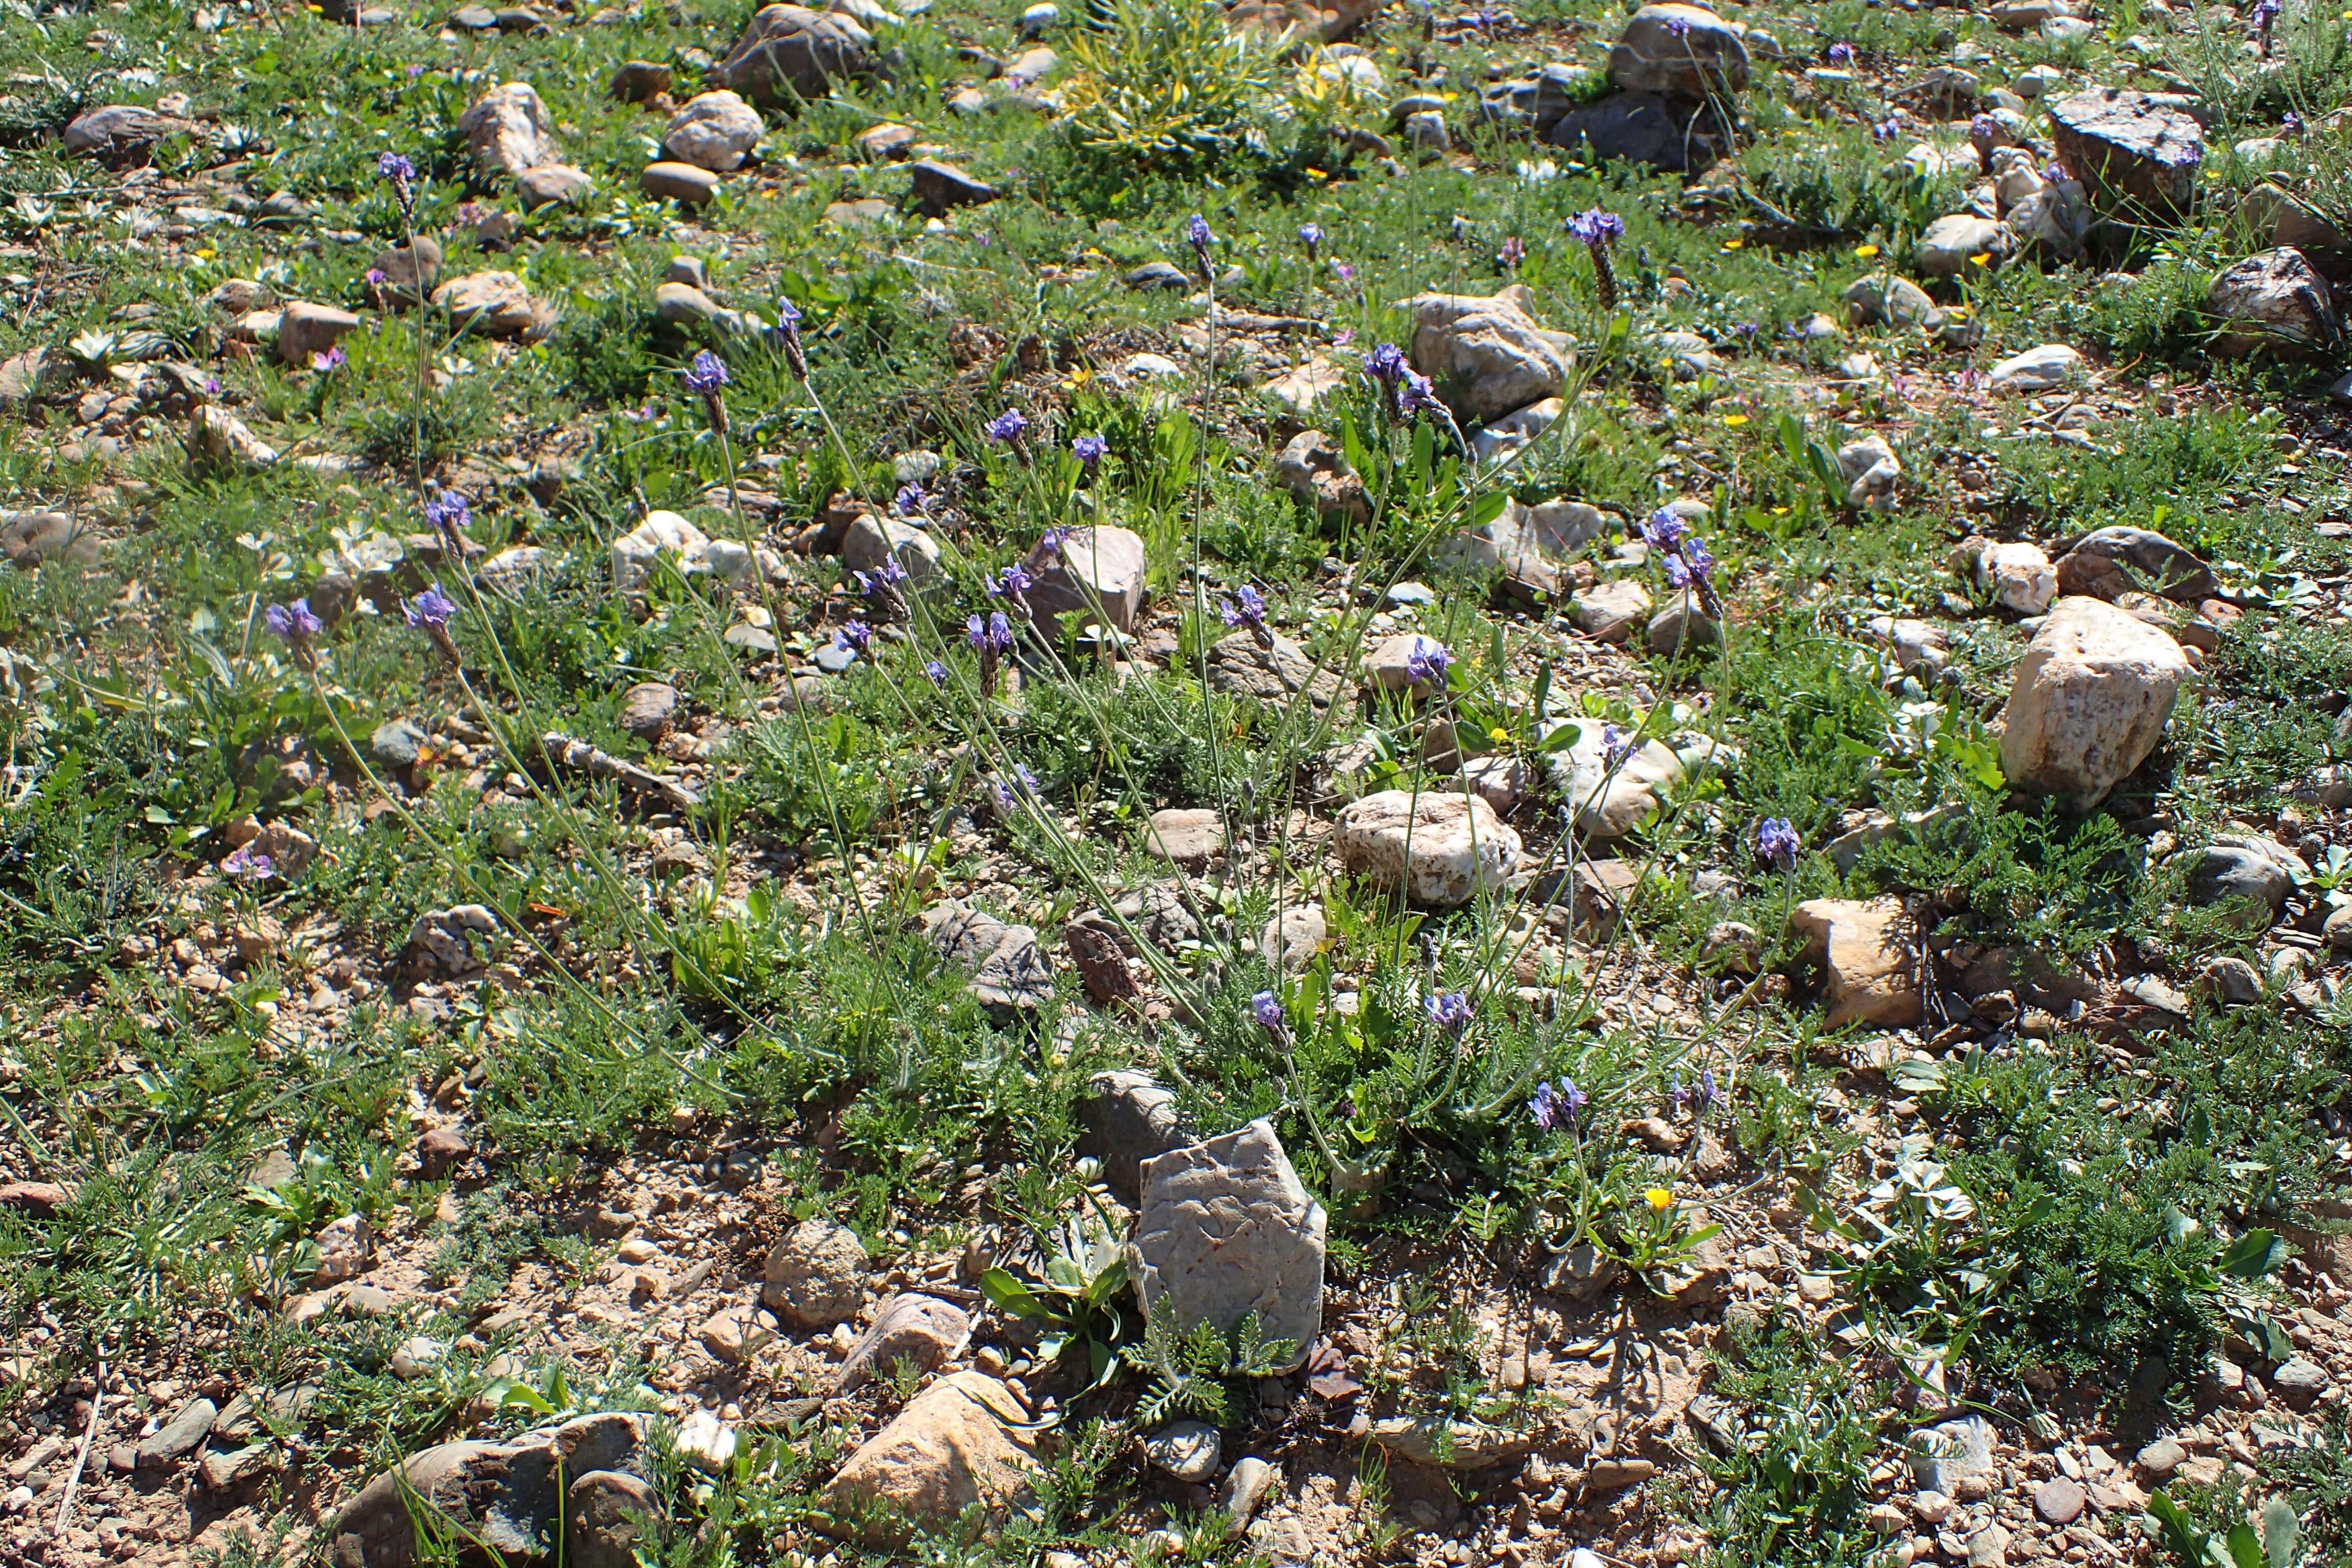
left=1791, top=897, right=1921, bottom=1028
left=1146, top=807, right=1224, bottom=869
left=1573, top=578, right=1653, bottom=644
left=1079, top=1069, right=1191, bottom=1200
left=1608, top=4, right=1749, bottom=96
left=1224, top=0, right=1381, bottom=42
left=1543, top=719, right=1691, bottom=839
left=568, top=1470, right=663, bottom=1568
left=2205, top=248, right=2338, bottom=357
left=664, top=90, right=766, bottom=172
left=1020, top=524, right=1147, bottom=633
left=1259, top=903, right=1327, bottom=972
left=1130, top=1120, right=1324, bottom=1373
left=2239, top=182, right=2349, bottom=254
left=1985, top=342, right=2081, bottom=393
left=1206, top=629, right=1342, bottom=706
left=923, top=899, right=1054, bottom=1012
left=1398, top=284, right=1575, bottom=422
left=762, top=1218, right=869, bottom=1327
left=1844, top=273, right=1937, bottom=328
left=431, top=271, right=553, bottom=340
left=1917, top=213, right=2013, bottom=276
left=1366, top=1417, right=1535, bottom=1469
left=1332, top=790, right=1521, bottom=906
left=2049, top=87, right=2203, bottom=216
left=459, top=81, right=558, bottom=176
left=2052, top=525, right=2213, bottom=602
left=185, top=405, right=278, bottom=471
left=2177, top=833, right=2305, bottom=928
left=834, top=1292, right=973, bottom=1393
left=1836, top=431, right=1901, bottom=511
left=1144, top=1421, right=1220, bottom=1481
left=619, top=681, right=679, bottom=741
left=610, top=59, right=673, bottom=101
left=1998, top=596, right=2190, bottom=807
left=277, top=302, right=361, bottom=366
left=822, top=1373, right=1038, bottom=1543
left=844, top=510, right=943, bottom=585
left=516, top=163, right=594, bottom=209
left=717, top=4, right=877, bottom=106
left=138, top=1399, right=219, bottom=1467
left=64, top=104, right=193, bottom=161
left=1963, top=537, right=2057, bottom=614
left=329, top=1412, right=644, bottom=1567
left=1276, top=430, right=1371, bottom=524
left=1546, top=90, right=1720, bottom=173
left=612, top=511, right=706, bottom=593
left=642, top=161, right=721, bottom=204
left=367, top=238, right=443, bottom=305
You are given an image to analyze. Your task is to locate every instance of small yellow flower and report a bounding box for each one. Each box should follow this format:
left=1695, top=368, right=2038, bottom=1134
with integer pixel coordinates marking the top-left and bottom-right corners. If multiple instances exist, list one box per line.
left=1721, top=238, right=1745, bottom=251
left=1304, top=167, right=1329, bottom=180
left=1772, top=506, right=1791, bottom=516
left=1722, top=412, right=1749, bottom=427
left=1487, top=725, right=1511, bottom=744
left=1853, top=244, right=1880, bottom=258
left=1969, top=252, right=1993, bottom=267
left=1645, top=1187, right=1674, bottom=1212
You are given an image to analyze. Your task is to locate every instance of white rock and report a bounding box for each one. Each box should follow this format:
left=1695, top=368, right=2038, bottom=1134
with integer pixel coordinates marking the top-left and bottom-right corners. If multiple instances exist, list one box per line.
left=1021, top=524, right=1147, bottom=632
left=1970, top=539, right=2057, bottom=614
left=458, top=81, right=557, bottom=176
left=1917, top=213, right=2012, bottom=276
left=1999, top=596, right=2190, bottom=807
left=2205, top=248, right=2339, bottom=357
left=1471, top=397, right=1562, bottom=465
left=1398, top=284, right=1575, bottom=422
left=1130, top=1121, right=1324, bottom=1374
left=1986, top=343, right=2081, bottom=393
left=612, top=510, right=710, bottom=593
left=844, top=509, right=943, bottom=586
left=1331, top=790, right=1522, bottom=906
left=663, top=90, right=766, bottom=172
left=1836, top=432, right=1901, bottom=511
left=1542, top=718, right=1687, bottom=839
left=187, top=405, right=278, bottom=469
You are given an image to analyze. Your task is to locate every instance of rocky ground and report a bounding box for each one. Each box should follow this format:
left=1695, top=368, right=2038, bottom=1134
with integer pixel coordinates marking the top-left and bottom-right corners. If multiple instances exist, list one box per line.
left=3, top=0, right=2352, bottom=1564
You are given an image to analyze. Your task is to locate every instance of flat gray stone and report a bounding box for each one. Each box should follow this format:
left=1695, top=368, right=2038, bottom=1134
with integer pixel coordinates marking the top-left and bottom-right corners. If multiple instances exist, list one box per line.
left=833, top=1292, right=972, bottom=1394
left=1129, top=1119, right=1324, bottom=1375
left=138, top=1399, right=218, bottom=1467
left=1144, top=1420, right=1221, bottom=1481
left=1079, top=1069, right=1191, bottom=1201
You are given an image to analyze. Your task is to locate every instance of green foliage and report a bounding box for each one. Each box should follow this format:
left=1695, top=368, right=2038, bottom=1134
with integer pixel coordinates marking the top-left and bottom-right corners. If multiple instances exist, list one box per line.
left=1135, top=1309, right=1296, bottom=1428
left=1697, top=1316, right=1890, bottom=1568
left=2145, top=1487, right=2301, bottom=1568
left=1054, top=0, right=1278, bottom=178
left=981, top=1207, right=1134, bottom=1391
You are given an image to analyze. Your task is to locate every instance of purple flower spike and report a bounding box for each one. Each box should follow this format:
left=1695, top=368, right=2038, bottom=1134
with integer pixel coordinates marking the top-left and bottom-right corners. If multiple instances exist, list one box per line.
left=992, top=563, right=1033, bottom=598
left=1639, top=507, right=1688, bottom=550
left=1251, top=990, right=1285, bottom=1032
left=1403, top=637, right=1453, bottom=689
left=405, top=585, right=456, bottom=630
left=377, top=152, right=416, bottom=183
left=1565, top=208, right=1624, bottom=247
left=1755, top=817, right=1800, bottom=867
left=222, top=844, right=276, bottom=881
left=986, top=408, right=1029, bottom=445
left=1299, top=222, right=1326, bottom=258
left=1425, top=991, right=1473, bottom=1032
left=1362, top=342, right=1409, bottom=386
left=684, top=351, right=729, bottom=394
left=1827, top=40, right=1855, bottom=63
left=1071, top=433, right=1107, bottom=468
left=264, top=601, right=322, bottom=643
left=1221, top=583, right=1267, bottom=628
left=895, top=482, right=927, bottom=517
left=835, top=619, right=872, bottom=655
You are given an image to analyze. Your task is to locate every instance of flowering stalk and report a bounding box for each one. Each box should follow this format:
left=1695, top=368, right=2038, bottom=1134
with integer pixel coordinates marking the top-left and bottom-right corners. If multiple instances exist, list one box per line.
left=263, top=600, right=322, bottom=672
left=685, top=350, right=730, bottom=437
left=406, top=584, right=461, bottom=668
left=1566, top=208, right=1625, bottom=314
left=772, top=299, right=808, bottom=381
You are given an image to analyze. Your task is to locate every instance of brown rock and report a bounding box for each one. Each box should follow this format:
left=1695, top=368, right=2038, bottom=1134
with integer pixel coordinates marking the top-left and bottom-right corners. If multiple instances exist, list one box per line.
left=833, top=1292, right=973, bottom=1393
left=1791, top=897, right=1921, bottom=1028
left=821, top=1372, right=1039, bottom=1543
left=1064, top=919, right=1139, bottom=1007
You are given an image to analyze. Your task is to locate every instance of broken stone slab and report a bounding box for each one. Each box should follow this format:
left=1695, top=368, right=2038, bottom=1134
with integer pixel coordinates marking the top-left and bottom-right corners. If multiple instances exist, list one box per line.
left=2051, top=525, right=2213, bottom=602
left=1984, top=342, right=2081, bottom=394
left=1541, top=718, right=1694, bottom=840
left=1331, top=790, right=1522, bottom=906
left=1572, top=578, right=1653, bottom=644
left=1364, top=1416, right=1535, bottom=1469
left=1547, top=90, right=1722, bottom=172
left=1791, top=896, right=1921, bottom=1029
left=1843, top=273, right=1938, bottom=328
left=1144, top=1420, right=1220, bottom=1481
left=1019, top=523, right=1147, bottom=633
left=1145, top=806, right=1225, bottom=869
left=138, top=1399, right=219, bottom=1468
left=2204, top=248, right=2339, bottom=357
left=922, top=899, right=1055, bottom=1012
left=1, top=509, right=99, bottom=570
left=664, top=90, right=766, bottom=172
left=569, top=1470, right=664, bottom=1568
left=1275, top=430, right=1371, bottom=525
left=1079, top=1069, right=1192, bottom=1200
left=63, top=104, right=197, bottom=161
left=1959, top=537, right=2057, bottom=615
left=1836, top=432, right=1901, bottom=511
left=1916, top=213, right=2014, bottom=276
left=329, top=1412, right=644, bottom=1567
left=717, top=3, right=879, bottom=105
left=2048, top=87, right=2203, bottom=217
left=833, top=1292, right=973, bottom=1394
left=1130, top=1119, right=1324, bottom=1374
left=539, top=732, right=700, bottom=812
left=404, top=904, right=498, bottom=978
left=821, top=1373, right=1038, bottom=1544
left=1998, top=596, right=2189, bottom=808
left=187, top=405, right=278, bottom=470
left=1398, top=283, right=1575, bottom=422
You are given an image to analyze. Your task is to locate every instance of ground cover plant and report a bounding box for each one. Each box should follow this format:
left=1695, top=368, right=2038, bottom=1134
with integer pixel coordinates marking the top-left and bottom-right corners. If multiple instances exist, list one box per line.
left=2, top=0, right=2351, bottom=1563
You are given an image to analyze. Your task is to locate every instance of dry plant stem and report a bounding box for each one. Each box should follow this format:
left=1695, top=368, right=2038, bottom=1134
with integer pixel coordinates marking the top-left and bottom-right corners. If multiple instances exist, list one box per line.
left=50, top=1361, right=101, bottom=1540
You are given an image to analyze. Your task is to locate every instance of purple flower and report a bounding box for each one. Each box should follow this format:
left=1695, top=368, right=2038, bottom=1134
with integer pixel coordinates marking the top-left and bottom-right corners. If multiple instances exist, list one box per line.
left=1250, top=990, right=1285, bottom=1032
left=2158, top=140, right=2203, bottom=167
left=856, top=557, right=909, bottom=595
left=991, top=563, right=1033, bottom=598
left=1425, top=991, right=1473, bottom=1032
left=424, top=491, right=471, bottom=542
left=1565, top=208, right=1624, bottom=247
left=1015, top=763, right=1039, bottom=793
left=1601, top=723, right=1637, bottom=765
left=221, top=844, right=276, bottom=881
left=1755, top=817, right=1800, bottom=867
left=1826, top=40, right=1855, bottom=63
left=2253, top=0, right=2281, bottom=21
left=1529, top=1081, right=1564, bottom=1131
left=1665, top=14, right=1690, bottom=34
left=924, top=659, right=950, bottom=685
left=1396, top=369, right=1438, bottom=419
left=1038, top=527, right=1068, bottom=555
left=2045, top=161, right=2071, bottom=184
left=377, top=152, right=416, bottom=184
left=1221, top=584, right=1267, bottom=628
left=405, top=585, right=456, bottom=629
left=1363, top=342, right=1409, bottom=386
left=986, top=408, right=1029, bottom=445
left=1698, top=1068, right=1721, bottom=1113
left=683, top=351, right=729, bottom=394
left=895, top=482, right=928, bottom=517
left=1403, top=637, right=1453, bottom=689
left=365, top=266, right=388, bottom=286
left=264, top=601, right=322, bottom=643
left=1333, top=261, right=1356, bottom=283
left=1666, top=534, right=1715, bottom=588
left=1558, top=1077, right=1587, bottom=1120
left=967, top=611, right=1015, bottom=654
left=1638, top=507, right=1689, bottom=550
left=1872, top=116, right=1901, bottom=141
left=312, top=346, right=346, bottom=372
left=1298, top=222, right=1326, bottom=258
left=1071, top=433, right=1107, bottom=468
left=772, top=298, right=807, bottom=378
left=1499, top=235, right=1524, bottom=271
left=835, top=619, right=872, bottom=654
left=1186, top=213, right=1214, bottom=252
left=2282, top=111, right=2303, bottom=134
